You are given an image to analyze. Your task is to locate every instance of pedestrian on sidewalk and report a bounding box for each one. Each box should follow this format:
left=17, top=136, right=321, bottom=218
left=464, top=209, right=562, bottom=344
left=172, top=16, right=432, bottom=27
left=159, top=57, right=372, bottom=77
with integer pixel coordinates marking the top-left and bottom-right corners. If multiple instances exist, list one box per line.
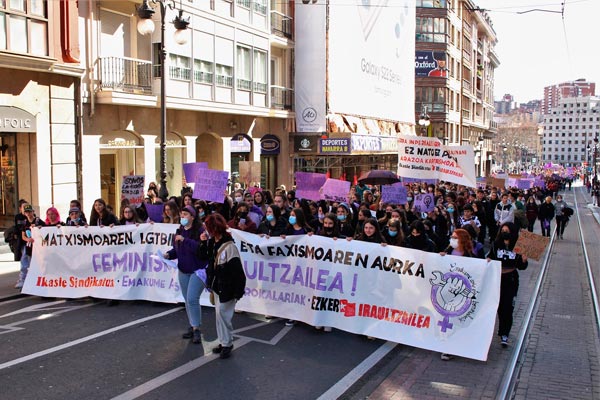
left=487, top=222, right=528, bottom=348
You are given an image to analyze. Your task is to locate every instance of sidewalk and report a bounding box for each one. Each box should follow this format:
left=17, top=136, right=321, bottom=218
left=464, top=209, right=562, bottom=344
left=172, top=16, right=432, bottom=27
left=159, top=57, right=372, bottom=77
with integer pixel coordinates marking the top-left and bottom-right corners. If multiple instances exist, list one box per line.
left=0, top=251, right=22, bottom=300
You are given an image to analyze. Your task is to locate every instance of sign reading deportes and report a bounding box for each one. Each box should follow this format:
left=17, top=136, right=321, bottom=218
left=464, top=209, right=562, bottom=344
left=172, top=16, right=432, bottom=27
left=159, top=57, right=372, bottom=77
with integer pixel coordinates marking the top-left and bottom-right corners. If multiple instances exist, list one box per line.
left=23, top=226, right=501, bottom=361
left=397, top=135, right=477, bottom=187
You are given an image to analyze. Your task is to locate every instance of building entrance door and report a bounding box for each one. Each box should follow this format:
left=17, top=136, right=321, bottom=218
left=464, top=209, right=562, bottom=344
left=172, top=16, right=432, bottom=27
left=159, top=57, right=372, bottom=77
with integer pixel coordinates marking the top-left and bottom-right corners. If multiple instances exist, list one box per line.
left=0, top=133, right=17, bottom=216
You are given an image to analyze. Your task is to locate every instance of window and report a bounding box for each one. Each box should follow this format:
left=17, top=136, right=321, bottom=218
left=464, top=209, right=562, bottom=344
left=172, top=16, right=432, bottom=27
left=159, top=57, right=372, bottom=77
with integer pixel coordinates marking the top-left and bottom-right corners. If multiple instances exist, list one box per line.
left=236, top=45, right=251, bottom=90
left=236, top=0, right=250, bottom=8
left=416, top=17, right=447, bottom=43
left=253, top=49, right=267, bottom=93
left=253, top=0, right=267, bottom=15
left=415, top=87, right=447, bottom=113
left=169, top=54, right=191, bottom=80
left=194, top=59, right=213, bottom=84
left=0, top=0, right=47, bottom=55
left=215, top=64, right=233, bottom=87
left=416, top=0, right=447, bottom=8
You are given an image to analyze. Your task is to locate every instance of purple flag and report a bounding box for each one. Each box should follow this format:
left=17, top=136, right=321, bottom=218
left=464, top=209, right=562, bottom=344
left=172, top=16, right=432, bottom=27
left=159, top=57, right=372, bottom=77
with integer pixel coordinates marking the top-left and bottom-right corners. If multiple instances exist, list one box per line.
left=183, top=162, right=208, bottom=183
left=295, top=172, right=327, bottom=201
left=413, top=193, right=435, bottom=213
left=193, top=169, right=229, bottom=203
left=381, top=183, right=408, bottom=205
left=145, top=203, right=164, bottom=223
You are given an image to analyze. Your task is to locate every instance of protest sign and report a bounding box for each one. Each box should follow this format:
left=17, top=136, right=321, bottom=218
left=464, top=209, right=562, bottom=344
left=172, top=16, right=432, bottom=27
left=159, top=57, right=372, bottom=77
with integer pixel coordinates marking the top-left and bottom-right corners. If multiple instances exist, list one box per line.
left=121, top=175, right=145, bottom=206
left=487, top=177, right=506, bottom=189
left=381, top=183, right=408, bottom=205
left=295, top=172, right=327, bottom=201
left=517, top=179, right=534, bottom=189
left=239, top=161, right=262, bottom=186
left=513, top=229, right=550, bottom=261
left=401, top=177, right=437, bottom=185
left=320, top=179, right=350, bottom=203
left=413, top=193, right=435, bottom=212
left=145, top=203, right=165, bottom=223
left=231, top=230, right=501, bottom=361
left=183, top=162, right=208, bottom=183
left=397, top=135, right=476, bottom=187
left=22, top=224, right=183, bottom=303
left=193, top=169, right=229, bottom=203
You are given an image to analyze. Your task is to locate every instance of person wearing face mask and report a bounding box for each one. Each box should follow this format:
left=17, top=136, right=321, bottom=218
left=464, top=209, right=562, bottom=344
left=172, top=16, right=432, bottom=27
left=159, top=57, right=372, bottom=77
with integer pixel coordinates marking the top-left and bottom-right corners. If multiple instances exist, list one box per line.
left=227, top=202, right=257, bottom=233
left=257, top=205, right=286, bottom=237
left=164, top=206, right=207, bottom=344
left=487, top=222, right=528, bottom=348
left=401, top=220, right=437, bottom=253
left=445, top=203, right=458, bottom=235
left=494, top=193, right=515, bottom=226
left=383, top=218, right=403, bottom=246
left=309, top=203, right=327, bottom=233
left=336, top=203, right=355, bottom=238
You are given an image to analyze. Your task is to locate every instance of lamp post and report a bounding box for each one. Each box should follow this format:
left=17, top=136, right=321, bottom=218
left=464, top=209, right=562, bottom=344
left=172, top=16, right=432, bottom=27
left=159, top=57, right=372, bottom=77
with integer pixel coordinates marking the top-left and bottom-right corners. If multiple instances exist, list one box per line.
left=418, top=105, right=430, bottom=136
left=594, top=136, right=599, bottom=184
left=137, top=0, right=189, bottom=200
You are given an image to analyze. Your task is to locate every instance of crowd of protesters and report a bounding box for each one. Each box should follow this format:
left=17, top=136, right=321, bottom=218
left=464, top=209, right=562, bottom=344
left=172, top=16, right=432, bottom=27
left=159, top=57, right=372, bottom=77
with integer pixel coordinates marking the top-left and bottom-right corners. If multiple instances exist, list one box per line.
left=8, top=174, right=576, bottom=359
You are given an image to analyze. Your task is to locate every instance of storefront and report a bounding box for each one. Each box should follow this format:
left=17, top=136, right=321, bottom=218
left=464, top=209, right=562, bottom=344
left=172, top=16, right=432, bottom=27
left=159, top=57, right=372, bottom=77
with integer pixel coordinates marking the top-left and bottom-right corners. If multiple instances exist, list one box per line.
left=260, top=134, right=280, bottom=190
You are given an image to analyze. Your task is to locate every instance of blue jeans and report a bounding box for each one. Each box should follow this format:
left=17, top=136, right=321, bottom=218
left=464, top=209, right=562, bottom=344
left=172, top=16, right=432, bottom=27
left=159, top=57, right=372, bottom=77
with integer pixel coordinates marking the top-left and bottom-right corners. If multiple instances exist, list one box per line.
left=19, top=246, right=30, bottom=282
left=178, top=271, right=205, bottom=328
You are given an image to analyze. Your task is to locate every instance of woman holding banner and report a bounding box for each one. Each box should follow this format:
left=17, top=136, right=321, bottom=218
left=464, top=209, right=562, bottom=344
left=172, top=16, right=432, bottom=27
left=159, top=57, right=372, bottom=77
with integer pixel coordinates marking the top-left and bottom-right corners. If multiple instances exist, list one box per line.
left=89, top=198, right=118, bottom=227
left=164, top=205, right=206, bottom=344
left=257, top=205, right=286, bottom=237
left=487, top=222, right=528, bottom=348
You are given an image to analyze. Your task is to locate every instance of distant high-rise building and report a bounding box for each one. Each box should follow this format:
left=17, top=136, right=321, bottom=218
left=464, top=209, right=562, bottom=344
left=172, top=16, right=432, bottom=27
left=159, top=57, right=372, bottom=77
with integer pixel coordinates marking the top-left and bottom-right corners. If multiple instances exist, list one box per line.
left=494, top=93, right=516, bottom=114
left=543, top=79, right=596, bottom=114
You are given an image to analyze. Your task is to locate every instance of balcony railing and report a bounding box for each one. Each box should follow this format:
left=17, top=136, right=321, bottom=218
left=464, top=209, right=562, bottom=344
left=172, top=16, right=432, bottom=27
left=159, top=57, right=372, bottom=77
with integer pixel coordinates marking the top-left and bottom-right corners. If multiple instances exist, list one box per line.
left=271, top=10, right=293, bottom=39
left=462, top=79, right=472, bottom=92
left=271, top=86, right=294, bottom=110
left=462, top=109, right=471, bottom=120
left=98, top=56, right=152, bottom=94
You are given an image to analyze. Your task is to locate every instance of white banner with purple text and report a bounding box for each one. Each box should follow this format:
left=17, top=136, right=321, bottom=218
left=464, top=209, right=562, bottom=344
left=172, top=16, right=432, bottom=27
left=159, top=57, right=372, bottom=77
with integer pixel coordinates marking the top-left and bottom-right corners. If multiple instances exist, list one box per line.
left=233, top=230, right=500, bottom=361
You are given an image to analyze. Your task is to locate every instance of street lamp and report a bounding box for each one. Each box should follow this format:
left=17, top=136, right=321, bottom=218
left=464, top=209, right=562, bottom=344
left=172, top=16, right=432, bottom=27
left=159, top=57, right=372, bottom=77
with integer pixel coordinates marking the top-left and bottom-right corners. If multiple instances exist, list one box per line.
left=594, top=136, right=599, bottom=183
left=137, top=0, right=190, bottom=200
left=418, top=105, right=430, bottom=136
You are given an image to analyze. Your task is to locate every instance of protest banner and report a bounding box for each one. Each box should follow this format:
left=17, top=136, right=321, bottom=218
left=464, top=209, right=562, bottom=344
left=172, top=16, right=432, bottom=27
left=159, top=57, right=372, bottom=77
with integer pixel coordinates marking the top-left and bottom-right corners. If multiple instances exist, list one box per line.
left=487, top=177, right=506, bottom=189
left=239, top=161, right=262, bottom=186
left=413, top=193, right=435, bottom=212
left=381, top=183, right=408, bottom=205
left=397, top=135, right=476, bottom=187
left=513, top=229, right=550, bottom=261
left=295, top=171, right=327, bottom=201
left=517, top=179, right=534, bottom=189
left=183, top=162, right=208, bottom=183
left=320, top=178, right=350, bottom=203
left=401, top=177, right=437, bottom=185
left=22, top=224, right=183, bottom=303
left=193, top=169, right=229, bottom=203
left=232, top=230, right=501, bottom=361
left=121, top=175, right=145, bottom=206
left=145, top=203, right=165, bottom=223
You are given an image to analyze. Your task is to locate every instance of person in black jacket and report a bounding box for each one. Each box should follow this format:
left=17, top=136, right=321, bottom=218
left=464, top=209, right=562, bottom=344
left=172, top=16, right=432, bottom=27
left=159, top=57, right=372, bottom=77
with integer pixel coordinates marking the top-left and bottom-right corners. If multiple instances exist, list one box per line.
left=487, top=222, right=528, bottom=348
left=537, top=196, right=555, bottom=237
left=89, top=198, right=118, bottom=227
left=199, top=213, right=246, bottom=359
left=257, top=205, right=286, bottom=237
left=402, top=220, right=437, bottom=253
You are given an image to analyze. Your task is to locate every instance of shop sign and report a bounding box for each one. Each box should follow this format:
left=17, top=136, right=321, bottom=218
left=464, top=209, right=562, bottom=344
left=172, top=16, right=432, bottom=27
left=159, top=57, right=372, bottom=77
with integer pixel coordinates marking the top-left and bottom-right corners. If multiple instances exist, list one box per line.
left=231, top=133, right=252, bottom=153
left=351, top=134, right=399, bottom=154
left=260, top=134, right=281, bottom=155
left=293, top=135, right=319, bottom=153
left=0, top=106, right=36, bottom=132
left=106, top=139, right=138, bottom=147
left=319, top=137, right=351, bottom=154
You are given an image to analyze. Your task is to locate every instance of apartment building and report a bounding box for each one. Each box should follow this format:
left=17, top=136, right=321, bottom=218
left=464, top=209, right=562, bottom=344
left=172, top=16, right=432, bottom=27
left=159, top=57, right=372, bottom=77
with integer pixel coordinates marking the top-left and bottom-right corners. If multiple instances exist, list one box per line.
left=542, top=79, right=595, bottom=115
left=0, top=0, right=83, bottom=225
left=80, top=0, right=295, bottom=211
left=415, top=0, right=499, bottom=176
left=542, top=96, right=600, bottom=167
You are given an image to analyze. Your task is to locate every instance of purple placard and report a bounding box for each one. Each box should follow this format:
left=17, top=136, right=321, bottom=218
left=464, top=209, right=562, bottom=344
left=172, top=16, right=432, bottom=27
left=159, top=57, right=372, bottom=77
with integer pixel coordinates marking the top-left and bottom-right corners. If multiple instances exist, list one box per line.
left=145, top=203, right=164, bottom=223
left=401, top=177, right=438, bottom=185
left=320, top=179, right=350, bottom=202
left=413, top=193, right=435, bottom=213
left=517, top=179, right=534, bottom=189
left=506, top=178, right=518, bottom=188
left=381, top=183, right=408, bottom=205
left=295, top=172, right=327, bottom=201
left=193, top=169, right=229, bottom=203
left=183, top=162, right=208, bottom=183
left=534, top=178, right=546, bottom=188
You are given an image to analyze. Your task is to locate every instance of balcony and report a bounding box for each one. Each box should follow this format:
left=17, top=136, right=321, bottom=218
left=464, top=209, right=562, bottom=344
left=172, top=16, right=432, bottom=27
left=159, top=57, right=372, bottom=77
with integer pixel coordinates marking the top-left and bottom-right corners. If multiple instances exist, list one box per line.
left=97, top=57, right=152, bottom=94
left=271, top=86, right=294, bottom=110
left=462, top=79, right=472, bottom=92
left=462, top=109, right=471, bottom=120
left=271, top=10, right=293, bottom=39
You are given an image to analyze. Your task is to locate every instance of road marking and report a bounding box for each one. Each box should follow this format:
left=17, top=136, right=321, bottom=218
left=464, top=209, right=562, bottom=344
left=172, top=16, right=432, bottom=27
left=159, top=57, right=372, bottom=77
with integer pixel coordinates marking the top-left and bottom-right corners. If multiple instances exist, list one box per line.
left=316, top=341, right=397, bottom=400
left=0, top=307, right=183, bottom=371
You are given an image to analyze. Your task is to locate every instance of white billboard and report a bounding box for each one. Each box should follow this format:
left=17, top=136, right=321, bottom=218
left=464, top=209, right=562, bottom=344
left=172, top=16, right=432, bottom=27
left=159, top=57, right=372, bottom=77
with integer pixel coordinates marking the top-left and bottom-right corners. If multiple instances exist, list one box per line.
left=294, top=2, right=327, bottom=132
left=328, top=0, right=415, bottom=122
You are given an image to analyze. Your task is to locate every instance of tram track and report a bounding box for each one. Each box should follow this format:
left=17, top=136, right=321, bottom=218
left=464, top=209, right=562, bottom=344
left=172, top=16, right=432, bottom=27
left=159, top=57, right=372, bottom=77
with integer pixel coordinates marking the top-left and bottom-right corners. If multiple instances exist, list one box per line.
left=497, top=186, right=600, bottom=400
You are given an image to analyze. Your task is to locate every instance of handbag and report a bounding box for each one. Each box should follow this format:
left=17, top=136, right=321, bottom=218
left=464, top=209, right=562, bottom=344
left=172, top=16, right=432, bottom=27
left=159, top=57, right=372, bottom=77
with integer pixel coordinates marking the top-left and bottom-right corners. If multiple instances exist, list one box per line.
left=543, top=219, right=550, bottom=229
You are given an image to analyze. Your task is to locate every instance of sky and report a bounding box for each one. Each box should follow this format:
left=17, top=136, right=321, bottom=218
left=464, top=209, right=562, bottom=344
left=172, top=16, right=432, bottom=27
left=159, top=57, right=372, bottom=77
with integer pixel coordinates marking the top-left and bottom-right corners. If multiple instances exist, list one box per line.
left=474, top=0, right=600, bottom=103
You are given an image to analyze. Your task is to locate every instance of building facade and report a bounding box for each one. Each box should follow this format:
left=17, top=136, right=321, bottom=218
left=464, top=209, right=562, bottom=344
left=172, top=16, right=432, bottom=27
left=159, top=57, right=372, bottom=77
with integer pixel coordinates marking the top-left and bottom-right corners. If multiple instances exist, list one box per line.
left=415, top=0, right=499, bottom=177
left=542, top=96, right=600, bottom=167
left=542, top=79, right=596, bottom=115
left=80, top=0, right=295, bottom=213
left=0, top=0, right=83, bottom=225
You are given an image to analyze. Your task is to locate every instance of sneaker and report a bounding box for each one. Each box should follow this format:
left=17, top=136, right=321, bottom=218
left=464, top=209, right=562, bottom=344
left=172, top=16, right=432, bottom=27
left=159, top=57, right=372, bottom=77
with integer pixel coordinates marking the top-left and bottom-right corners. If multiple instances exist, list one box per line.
left=285, top=319, right=296, bottom=326
left=220, top=345, right=233, bottom=359
left=501, top=335, right=508, bottom=347
left=192, top=329, right=202, bottom=344
left=212, top=344, right=223, bottom=354
left=440, top=353, right=454, bottom=361
left=182, top=327, right=193, bottom=339
left=14, top=280, right=24, bottom=289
